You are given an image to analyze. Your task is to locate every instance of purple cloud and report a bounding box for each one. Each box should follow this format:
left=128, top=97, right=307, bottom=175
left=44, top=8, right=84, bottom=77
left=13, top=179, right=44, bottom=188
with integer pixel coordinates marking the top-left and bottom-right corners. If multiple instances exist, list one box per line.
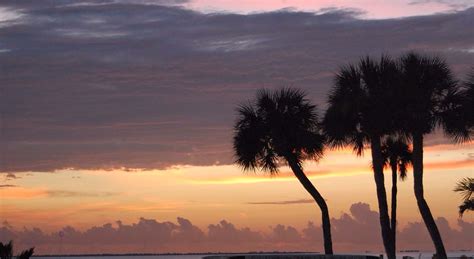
left=0, top=1, right=473, bottom=172
left=1, top=203, right=472, bottom=254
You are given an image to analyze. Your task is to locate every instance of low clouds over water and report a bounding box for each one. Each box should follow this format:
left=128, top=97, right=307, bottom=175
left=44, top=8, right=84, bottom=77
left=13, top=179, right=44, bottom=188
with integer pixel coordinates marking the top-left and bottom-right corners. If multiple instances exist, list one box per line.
left=1, top=203, right=472, bottom=253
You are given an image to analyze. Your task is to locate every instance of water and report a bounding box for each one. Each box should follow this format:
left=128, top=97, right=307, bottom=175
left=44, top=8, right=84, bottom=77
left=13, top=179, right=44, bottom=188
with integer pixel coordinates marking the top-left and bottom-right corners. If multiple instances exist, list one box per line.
left=33, top=252, right=474, bottom=259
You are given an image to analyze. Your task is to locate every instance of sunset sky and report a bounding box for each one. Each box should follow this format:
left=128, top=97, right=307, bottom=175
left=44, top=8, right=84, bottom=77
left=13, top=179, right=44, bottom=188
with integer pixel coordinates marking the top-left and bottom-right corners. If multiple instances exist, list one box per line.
left=0, top=0, right=473, bottom=255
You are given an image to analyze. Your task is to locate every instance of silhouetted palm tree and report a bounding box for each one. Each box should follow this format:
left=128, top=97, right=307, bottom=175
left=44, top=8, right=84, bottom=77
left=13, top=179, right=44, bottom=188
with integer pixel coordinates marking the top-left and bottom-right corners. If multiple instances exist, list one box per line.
left=439, top=68, right=474, bottom=142
left=323, top=56, right=400, bottom=259
left=396, top=52, right=465, bottom=259
left=454, top=177, right=474, bottom=217
left=381, top=136, right=412, bottom=251
left=17, top=248, right=34, bottom=259
left=233, top=88, right=333, bottom=254
left=0, top=241, right=34, bottom=259
left=0, top=241, right=13, bottom=259
left=466, top=69, right=474, bottom=131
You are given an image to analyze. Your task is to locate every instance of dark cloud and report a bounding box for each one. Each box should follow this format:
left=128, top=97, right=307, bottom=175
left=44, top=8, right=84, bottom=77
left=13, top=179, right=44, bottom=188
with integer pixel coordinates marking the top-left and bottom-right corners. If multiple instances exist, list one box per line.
left=1, top=203, right=472, bottom=254
left=5, top=173, right=20, bottom=180
left=0, top=184, right=16, bottom=188
left=0, top=1, right=473, bottom=172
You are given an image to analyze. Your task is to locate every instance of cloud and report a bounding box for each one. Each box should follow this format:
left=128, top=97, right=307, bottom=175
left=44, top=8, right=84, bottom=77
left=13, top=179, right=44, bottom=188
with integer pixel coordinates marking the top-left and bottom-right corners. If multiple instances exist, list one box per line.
left=0, top=1, right=473, bottom=172
left=5, top=173, right=20, bottom=180
left=1, top=202, right=472, bottom=254
left=408, top=0, right=473, bottom=9
left=207, top=220, right=263, bottom=245
left=0, top=184, right=17, bottom=188
left=45, top=190, right=118, bottom=198
left=0, top=187, right=119, bottom=199
left=247, top=199, right=313, bottom=205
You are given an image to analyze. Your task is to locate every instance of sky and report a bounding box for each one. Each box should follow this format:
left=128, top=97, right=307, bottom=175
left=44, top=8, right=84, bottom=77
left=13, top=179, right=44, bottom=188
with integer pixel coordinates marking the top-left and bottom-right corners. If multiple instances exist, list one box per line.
left=0, top=0, right=473, bottom=255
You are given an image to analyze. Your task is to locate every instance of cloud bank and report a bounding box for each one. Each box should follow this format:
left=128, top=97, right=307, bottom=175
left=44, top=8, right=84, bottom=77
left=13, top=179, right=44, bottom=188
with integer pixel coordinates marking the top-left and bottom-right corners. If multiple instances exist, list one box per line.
left=0, top=1, right=473, bottom=172
left=1, top=203, right=472, bottom=254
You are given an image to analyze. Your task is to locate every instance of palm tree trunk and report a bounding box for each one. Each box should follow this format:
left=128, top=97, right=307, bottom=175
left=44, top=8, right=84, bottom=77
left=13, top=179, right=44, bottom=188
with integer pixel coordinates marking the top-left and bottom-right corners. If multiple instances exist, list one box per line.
left=390, top=162, right=398, bottom=253
left=412, top=134, right=447, bottom=259
left=370, top=136, right=395, bottom=259
left=286, top=155, right=333, bottom=255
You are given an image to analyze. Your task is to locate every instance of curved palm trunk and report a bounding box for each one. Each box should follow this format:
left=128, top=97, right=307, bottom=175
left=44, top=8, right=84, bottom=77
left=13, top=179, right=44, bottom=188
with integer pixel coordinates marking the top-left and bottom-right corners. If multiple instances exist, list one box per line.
left=287, top=155, right=333, bottom=255
left=413, top=134, right=447, bottom=259
left=390, top=162, right=398, bottom=253
left=370, top=136, right=395, bottom=259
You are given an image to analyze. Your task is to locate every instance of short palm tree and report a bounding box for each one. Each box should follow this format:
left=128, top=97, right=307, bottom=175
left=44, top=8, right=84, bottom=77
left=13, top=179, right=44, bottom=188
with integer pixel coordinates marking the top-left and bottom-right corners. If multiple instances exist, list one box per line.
left=323, top=56, right=400, bottom=259
left=454, top=177, right=474, bottom=216
left=233, top=88, right=333, bottom=254
left=0, top=241, right=13, bottom=259
left=0, top=241, right=34, bottom=259
left=381, top=136, right=412, bottom=249
left=396, top=52, right=466, bottom=259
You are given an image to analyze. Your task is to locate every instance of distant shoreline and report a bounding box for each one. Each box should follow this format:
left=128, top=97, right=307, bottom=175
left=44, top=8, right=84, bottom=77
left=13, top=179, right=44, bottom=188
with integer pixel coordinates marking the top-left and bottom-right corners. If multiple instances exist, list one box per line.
left=31, top=250, right=474, bottom=258
left=33, top=252, right=320, bottom=257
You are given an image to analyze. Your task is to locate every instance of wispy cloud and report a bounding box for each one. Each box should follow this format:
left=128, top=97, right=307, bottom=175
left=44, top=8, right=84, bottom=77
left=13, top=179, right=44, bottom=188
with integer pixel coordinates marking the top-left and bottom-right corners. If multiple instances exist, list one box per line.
left=45, top=190, right=118, bottom=198
left=5, top=173, right=20, bottom=180
left=247, top=199, right=313, bottom=205
left=0, top=187, right=119, bottom=199
left=0, top=184, right=16, bottom=188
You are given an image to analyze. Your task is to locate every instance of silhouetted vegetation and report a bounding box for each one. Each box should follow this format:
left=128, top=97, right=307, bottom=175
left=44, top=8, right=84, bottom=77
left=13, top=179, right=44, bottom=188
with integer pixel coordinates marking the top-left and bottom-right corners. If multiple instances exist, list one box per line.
left=323, top=55, right=400, bottom=259
left=395, top=52, right=468, bottom=259
left=454, top=177, right=474, bottom=217
left=233, top=88, right=333, bottom=254
left=0, top=241, right=13, bottom=259
left=381, top=137, right=412, bottom=252
left=0, top=241, right=34, bottom=259
left=232, top=52, right=471, bottom=258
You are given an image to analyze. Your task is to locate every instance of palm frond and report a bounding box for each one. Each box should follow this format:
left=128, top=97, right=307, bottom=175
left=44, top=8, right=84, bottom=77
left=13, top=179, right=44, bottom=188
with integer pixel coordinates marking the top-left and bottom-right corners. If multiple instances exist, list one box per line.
left=18, top=248, right=35, bottom=259
left=233, top=87, right=325, bottom=174
left=459, top=199, right=474, bottom=217
left=454, top=177, right=474, bottom=201
left=381, top=136, right=412, bottom=180
left=233, top=103, right=267, bottom=171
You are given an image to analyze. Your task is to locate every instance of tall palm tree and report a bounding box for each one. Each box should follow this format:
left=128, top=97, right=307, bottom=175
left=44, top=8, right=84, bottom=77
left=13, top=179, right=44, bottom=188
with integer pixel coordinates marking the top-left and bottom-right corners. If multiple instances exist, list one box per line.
left=465, top=69, right=474, bottom=131
left=381, top=137, right=412, bottom=251
left=323, top=56, right=400, bottom=259
left=454, top=177, right=474, bottom=216
left=439, top=69, right=474, bottom=218
left=233, top=88, right=333, bottom=254
left=396, top=52, right=466, bottom=259
left=439, top=67, right=474, bottom=142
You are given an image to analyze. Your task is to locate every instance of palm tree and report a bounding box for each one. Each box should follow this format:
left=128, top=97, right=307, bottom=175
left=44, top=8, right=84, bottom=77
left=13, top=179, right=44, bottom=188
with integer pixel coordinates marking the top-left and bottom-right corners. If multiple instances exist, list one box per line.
left=381, top=137, right=412, bottom=251
left=439, top=67, right=474, bottom=142
left=233, top=88, right=333, bottom=254
left=465, top=69, right=474, bottom=131
left=323, top=56, right=400, bottom=259
left=396, top=52, right=466, bottom=259
left=0, top=241, right=13, bottom=259
left=0, top=241, right=34, bottom=259
left=454, top=177, right=474, bottom=216
left=17, top=248, right=34, bottom=259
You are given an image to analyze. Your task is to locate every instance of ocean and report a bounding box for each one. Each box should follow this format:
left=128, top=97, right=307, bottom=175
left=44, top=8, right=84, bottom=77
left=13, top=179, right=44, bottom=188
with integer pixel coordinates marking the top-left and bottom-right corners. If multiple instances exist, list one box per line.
left=32, top=251, right=474, bottom=259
